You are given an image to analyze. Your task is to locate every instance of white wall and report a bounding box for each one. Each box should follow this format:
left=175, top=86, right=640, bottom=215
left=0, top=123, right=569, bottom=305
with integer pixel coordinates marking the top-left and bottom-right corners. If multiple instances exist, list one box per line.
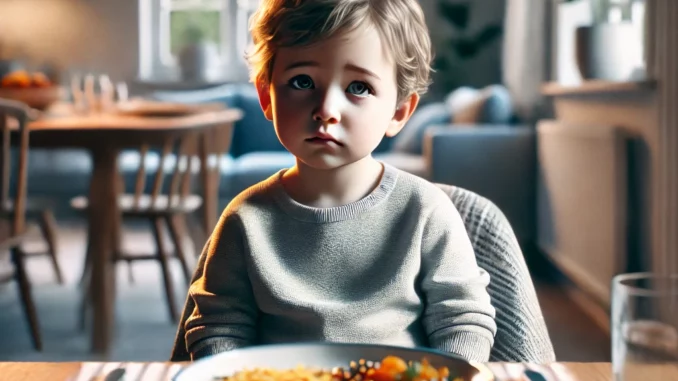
left=0, top=0, right=138, bottom=83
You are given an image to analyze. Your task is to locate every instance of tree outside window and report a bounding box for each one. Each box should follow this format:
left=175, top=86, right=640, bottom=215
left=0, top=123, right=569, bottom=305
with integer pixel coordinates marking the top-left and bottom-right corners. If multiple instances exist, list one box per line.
left=161, top=0, right=228, bottom=66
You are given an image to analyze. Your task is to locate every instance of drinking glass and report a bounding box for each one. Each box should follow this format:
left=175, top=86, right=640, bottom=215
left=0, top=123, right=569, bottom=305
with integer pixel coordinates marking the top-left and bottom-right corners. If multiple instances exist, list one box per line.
left=70, top=74, right=86, bottom=114
left=612, top=273, right=678, bottom=380
left=115, top=81, right=129, bottom=103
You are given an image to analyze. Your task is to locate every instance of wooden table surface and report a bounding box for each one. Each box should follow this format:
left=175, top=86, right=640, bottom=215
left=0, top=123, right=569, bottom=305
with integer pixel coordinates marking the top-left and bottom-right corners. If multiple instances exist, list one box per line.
left=0, top=361, right=620, bottom=381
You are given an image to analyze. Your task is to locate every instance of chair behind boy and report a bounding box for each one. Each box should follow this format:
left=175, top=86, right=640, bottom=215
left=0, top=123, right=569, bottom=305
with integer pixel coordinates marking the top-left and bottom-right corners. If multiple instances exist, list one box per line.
left=436, top=184, right=555, bottom=362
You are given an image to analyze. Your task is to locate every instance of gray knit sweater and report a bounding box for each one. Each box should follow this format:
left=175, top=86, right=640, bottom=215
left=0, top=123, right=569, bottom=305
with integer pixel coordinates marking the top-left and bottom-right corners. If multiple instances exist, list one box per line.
left=184, top=164, right=497, bottom=362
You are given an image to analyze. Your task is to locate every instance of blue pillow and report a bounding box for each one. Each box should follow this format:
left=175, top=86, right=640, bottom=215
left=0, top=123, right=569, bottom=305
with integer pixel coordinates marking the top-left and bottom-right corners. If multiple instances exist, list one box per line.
left=478, top=85, right=513, bottom=124
left=445, top=85, right=513, bottom=125
left=391, top=102, right=452, bottom=155
left=230, top=86, right=286, bottom=157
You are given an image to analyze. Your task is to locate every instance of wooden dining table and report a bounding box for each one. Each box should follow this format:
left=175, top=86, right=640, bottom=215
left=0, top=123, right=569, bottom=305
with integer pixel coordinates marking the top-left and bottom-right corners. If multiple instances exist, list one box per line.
left=0, top=361, right=623, bottom=381
left=21, top=104, right=243, bottom=355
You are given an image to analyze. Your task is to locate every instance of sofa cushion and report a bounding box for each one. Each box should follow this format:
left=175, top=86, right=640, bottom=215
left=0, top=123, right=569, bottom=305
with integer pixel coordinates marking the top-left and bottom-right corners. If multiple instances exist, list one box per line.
left=230, top=86, right=286, bottom=157
left=374, top=152, right=428, bottom=179
left=223, top=152, right=296, bottom=199
left=445, top=85, right=513, bottom=125
left=25, top=149, right=92, bottom=197
left=391, top=102, right=451, bottom=155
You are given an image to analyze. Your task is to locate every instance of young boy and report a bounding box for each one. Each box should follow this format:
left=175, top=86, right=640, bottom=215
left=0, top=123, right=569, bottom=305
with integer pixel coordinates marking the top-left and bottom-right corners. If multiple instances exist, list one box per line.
left=183, top=0, right=497, bottom=363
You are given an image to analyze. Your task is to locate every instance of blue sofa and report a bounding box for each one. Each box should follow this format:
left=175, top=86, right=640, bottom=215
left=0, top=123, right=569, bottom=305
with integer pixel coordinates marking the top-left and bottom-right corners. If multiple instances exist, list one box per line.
left=23, top=83, right=536, bottom=244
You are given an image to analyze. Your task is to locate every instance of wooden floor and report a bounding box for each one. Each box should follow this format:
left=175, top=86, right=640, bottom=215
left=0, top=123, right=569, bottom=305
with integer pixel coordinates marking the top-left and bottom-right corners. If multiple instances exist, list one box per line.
left=0, top=221, right=611, bottom=362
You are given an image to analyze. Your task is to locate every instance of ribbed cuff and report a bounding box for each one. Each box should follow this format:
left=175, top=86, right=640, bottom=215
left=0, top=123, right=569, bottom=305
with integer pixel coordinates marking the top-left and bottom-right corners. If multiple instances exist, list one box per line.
left=433, top=331, right=493, bottom=363
left=189, top=337, right=245, bottom=360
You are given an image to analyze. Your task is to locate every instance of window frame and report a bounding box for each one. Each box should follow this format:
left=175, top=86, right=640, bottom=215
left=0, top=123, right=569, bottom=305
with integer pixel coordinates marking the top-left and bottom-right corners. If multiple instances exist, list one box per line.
left=138, top=0, right=251, bottom=83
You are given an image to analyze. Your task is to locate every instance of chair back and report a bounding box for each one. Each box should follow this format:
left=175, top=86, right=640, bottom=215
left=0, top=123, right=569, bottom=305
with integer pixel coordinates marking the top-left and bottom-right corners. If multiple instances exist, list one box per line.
left=0, top=99, right=31, bottom=236
left=434, top=183, right=555, bottom=363
left=122, top=123, right=233, bottom=211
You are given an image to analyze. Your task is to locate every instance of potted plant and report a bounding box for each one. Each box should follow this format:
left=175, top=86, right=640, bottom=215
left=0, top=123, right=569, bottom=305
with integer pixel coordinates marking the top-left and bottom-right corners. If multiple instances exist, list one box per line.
left=177, top=25, right=219, bottom=82
left=431, top=0, right=503, bottom=95
left=561, top=0, right=644, bottom=81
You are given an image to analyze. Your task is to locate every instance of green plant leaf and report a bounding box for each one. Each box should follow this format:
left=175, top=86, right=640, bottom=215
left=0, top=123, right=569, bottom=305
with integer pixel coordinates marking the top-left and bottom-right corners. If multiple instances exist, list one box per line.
left=432, top=55, right=450, bottom=71
left=452, top=37, right=479, bottom=58
left=438, top=1, right=470, bottom=30
left=474, top=24, right=503, bottom=46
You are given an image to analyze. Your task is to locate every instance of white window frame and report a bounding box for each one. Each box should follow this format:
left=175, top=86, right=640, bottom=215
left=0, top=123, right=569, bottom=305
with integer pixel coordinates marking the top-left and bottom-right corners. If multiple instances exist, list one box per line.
left=138, top=0, right=255, bottom=83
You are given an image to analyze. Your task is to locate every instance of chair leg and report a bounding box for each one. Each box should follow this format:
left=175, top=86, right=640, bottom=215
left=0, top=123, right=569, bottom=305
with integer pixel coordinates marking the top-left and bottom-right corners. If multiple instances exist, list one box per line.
left=110, top=217, right=133, bottom=284
left=165, top=215, right=192, bottom=284
left=11, top=246, right=42, bottom=351
left=126, top=259, right=135, bottom=284
left=79, top=227, right=93, bottom=288
left=37, top=209, right=63, bottom=284
left=78, top=271, right=90, bottom=332
left=150, top=217, right=179, bottom=323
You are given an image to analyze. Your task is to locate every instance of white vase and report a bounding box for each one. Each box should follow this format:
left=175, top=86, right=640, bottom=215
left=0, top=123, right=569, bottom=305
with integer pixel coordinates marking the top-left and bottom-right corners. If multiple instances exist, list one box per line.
left=575, top=23, right=644, bottom=81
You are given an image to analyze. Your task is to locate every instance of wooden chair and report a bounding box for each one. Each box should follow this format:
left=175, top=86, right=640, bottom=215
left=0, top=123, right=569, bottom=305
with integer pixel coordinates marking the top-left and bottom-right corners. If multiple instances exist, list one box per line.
left=22, top=208, right=62, bottom=284
left=0, top=106, right=63, bottom=283
left=75, top=125, right=231, bottom=324
left=0, top=99, right=42, bottom=350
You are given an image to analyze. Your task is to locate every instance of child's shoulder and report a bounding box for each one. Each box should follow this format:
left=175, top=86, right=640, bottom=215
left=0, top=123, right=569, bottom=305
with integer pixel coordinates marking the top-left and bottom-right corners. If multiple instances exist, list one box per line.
left=391, top=166, right=453, bottom=207
left=223, top=171, right=283, bottom=215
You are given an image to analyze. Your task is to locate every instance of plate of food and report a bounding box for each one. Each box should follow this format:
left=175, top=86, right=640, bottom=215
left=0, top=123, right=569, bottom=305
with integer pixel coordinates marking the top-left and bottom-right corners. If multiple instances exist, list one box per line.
left=173, top=342, right=494, bottom=381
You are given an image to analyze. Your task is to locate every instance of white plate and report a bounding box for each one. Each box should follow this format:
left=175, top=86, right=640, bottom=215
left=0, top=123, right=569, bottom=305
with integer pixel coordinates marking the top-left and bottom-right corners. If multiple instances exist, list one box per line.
left=173, top=342, right=493, bottom=381
left=115, top=99, right=202, bottom=117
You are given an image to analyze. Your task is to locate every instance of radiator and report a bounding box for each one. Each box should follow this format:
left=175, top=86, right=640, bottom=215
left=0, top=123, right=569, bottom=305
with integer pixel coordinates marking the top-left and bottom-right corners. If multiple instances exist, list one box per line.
left=537, top=120, right=628, bottom=306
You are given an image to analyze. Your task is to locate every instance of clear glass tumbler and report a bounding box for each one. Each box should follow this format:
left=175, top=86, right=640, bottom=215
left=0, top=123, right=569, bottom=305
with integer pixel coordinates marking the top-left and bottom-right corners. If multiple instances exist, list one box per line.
left=612, top=273, right=678, bottom=380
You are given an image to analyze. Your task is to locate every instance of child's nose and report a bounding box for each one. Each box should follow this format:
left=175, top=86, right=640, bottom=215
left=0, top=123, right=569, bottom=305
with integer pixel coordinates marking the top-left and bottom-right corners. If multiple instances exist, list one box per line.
left=312, top=88, right=342, bottom=124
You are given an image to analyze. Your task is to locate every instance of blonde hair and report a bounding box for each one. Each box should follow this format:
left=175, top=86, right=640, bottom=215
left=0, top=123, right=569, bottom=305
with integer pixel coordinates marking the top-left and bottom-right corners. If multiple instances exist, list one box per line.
left=246, top=0, right=433, bottom=102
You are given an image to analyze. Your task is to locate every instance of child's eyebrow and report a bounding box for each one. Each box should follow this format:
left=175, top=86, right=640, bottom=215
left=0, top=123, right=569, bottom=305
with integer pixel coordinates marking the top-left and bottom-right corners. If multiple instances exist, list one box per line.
left=345, top=63, right=381, bottom=81
left=284, top=60, right=319, bottom=71
left=283, top=61, right=381, bottom=81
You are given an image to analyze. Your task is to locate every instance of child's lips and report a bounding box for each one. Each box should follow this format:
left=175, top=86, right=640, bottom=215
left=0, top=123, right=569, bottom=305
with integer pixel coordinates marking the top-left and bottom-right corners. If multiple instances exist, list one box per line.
left=306, top=136, right=343, bottom=146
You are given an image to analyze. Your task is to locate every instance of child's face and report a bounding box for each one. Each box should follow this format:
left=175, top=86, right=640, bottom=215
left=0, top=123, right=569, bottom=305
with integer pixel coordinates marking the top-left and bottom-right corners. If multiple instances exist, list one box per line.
left=256, top=24, right=418, bottom=170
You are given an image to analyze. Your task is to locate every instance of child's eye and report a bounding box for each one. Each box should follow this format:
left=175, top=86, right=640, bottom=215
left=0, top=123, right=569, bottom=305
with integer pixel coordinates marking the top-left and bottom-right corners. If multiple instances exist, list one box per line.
left=346, top=81, right=372, bottom=97
left=288, top=75, right=314, bottom=90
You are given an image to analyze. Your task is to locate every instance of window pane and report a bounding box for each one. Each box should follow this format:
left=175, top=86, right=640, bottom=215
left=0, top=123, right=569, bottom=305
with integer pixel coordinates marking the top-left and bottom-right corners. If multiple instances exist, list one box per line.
left=169, top=9, right=221, bottom=56
left=236, top=0, right=259, bottom=56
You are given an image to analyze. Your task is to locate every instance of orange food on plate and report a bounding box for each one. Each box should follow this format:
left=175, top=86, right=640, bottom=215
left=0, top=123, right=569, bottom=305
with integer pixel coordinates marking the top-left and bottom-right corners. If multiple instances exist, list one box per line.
left=220, top=356, right=463, bottom=381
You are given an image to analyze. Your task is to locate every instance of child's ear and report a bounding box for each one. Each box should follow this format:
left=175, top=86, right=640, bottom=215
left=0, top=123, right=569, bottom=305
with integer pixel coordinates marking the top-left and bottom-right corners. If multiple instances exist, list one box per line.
left=385, top=93, right=420, bottom=137
left=255, top=78, right=274, bottom=121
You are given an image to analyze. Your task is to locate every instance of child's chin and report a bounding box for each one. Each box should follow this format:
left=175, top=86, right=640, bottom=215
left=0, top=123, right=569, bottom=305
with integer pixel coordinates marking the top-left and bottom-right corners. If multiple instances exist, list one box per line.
left=297, top=155, right=353, bottom=171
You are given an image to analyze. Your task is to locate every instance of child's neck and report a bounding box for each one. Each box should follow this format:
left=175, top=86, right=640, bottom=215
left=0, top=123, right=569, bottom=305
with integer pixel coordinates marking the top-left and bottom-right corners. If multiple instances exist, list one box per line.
left=281, top=156, right=384, bottom=208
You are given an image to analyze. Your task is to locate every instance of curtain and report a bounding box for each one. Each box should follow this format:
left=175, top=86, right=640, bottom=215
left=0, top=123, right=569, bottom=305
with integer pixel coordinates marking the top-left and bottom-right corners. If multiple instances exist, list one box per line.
left=501, top=0, right=552, bottom=123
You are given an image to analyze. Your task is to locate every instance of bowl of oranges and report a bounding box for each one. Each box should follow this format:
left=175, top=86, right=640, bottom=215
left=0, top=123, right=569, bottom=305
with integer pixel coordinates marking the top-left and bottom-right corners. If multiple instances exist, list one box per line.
left=0, top=70, right=61, bottom=110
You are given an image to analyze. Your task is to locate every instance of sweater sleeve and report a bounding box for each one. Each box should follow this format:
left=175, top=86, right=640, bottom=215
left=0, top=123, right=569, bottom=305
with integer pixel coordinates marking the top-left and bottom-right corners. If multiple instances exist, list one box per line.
left=420, top=196, right=497, bottom=362
left=185, top=212, right=258, bottom=360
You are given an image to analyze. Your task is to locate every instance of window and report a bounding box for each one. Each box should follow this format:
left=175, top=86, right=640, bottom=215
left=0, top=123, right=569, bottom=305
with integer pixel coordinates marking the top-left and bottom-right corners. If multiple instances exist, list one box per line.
left=161, top=0, right=226, bottom=66
left=139, top=0, right=259, bottom=83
